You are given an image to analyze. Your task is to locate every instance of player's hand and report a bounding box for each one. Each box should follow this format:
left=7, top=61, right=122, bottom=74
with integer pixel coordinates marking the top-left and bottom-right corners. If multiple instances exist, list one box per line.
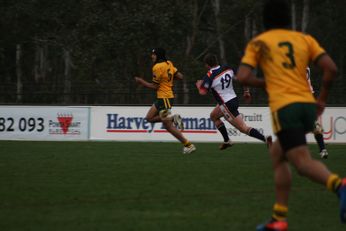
left=174, top=72, right=184, bottom=80
left=134, top=77, right=143, bottom=85
left=316, top=98, right=326, bottom=116
left=243, top=91, right=251, bottom=104
left=195, top=80, right=203, bottom=89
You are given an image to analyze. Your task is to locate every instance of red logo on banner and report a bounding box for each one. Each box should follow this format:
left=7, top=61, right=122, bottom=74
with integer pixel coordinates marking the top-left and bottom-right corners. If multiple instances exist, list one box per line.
left=57, top=114, right=73, bottom=134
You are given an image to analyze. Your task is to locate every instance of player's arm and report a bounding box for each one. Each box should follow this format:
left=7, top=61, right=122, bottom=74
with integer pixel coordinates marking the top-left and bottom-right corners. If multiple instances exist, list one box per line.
left=236, top=64, right=265, bottom=88
left=134, top=77, right=159, bottom=90
left=233, top=67, right=252, bottom=103
left=315, top=54, right=337, bottom=116
left=195, top=80, right=208, bottom=95
left=174, top=71, right=183, bottom=80
left=243, top=86, right=252, bottom=104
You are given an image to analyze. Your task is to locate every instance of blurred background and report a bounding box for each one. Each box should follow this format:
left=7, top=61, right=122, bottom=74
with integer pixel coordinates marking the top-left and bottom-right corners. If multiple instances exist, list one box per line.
left=0, top=0, right=345, bottom=106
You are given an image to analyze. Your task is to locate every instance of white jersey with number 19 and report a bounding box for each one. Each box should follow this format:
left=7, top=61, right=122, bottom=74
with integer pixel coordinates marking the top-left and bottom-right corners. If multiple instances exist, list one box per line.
left=200, top=65, right=237, bottom=104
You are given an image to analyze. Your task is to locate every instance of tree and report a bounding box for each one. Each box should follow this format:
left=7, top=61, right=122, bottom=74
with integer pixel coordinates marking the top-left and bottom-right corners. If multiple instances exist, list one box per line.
left=0, top=0, right=345, bottom=105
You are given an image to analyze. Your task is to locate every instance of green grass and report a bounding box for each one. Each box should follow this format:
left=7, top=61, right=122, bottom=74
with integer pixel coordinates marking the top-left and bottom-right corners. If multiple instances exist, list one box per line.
left=0, top=141, right=345, bottom=231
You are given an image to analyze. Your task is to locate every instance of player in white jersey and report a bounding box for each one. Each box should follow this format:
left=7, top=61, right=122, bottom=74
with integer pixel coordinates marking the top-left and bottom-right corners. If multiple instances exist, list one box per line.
left=196, top=53, right=272, bottom=150
left=307, top=67, right=328, bottom=159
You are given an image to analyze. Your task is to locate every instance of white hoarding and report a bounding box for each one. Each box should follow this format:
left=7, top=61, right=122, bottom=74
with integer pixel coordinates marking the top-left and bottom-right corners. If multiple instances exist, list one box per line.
left=90, top=106, right=346, bottom=143
left=1, top=106, right=344, bottom=143
left=90, top=106, right=274, bottom=142
left=309, top=108, right=346, bottom=143
left=0, top=106, right=89, bottom=140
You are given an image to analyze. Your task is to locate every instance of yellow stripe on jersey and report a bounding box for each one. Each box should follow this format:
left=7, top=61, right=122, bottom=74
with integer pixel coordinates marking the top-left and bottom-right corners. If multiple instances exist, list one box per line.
left=241, top=29, right=325, bottom=112
left=152, top=60, right=177, bottom=99
left=167, top=98, right=170, bottom=108
left=166, top=98, right=171, bottom=108
left=162, top=98, right=167, bottom=109
left=272, top=111, right=281, bottom=133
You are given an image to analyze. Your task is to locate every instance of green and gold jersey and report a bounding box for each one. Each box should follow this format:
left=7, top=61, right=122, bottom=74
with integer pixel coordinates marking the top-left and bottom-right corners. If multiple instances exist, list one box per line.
left=152, top=60, right=177, bottom=98
left=241, top=29, right=325, bottom=112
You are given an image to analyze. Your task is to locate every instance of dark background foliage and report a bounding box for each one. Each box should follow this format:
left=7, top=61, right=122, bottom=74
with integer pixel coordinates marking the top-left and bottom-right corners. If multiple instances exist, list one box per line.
left=0, top=0, right=345, bottom=105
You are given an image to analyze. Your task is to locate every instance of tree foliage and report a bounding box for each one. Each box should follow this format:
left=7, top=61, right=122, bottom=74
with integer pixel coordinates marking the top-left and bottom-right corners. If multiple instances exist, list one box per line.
left=0, top=0, right=345, bottom=105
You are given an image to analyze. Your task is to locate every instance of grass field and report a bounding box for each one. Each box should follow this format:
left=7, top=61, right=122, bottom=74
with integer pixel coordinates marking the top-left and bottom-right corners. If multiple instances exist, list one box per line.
left=0, top=141, right=345, bottom=231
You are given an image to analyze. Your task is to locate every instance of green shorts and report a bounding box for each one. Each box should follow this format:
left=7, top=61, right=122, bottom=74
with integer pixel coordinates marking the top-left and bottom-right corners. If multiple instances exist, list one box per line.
left=154, top=98, right=174, bottom=112
left=271, top=103, right=317, bottom=134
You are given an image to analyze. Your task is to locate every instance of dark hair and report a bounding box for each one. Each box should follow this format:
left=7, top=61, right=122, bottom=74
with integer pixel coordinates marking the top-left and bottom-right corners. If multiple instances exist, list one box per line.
left=263, top=0, right=291, bottom=30
left=151, top=48, right=167, bottom=62
left=203, top=53, right=218, bottom=67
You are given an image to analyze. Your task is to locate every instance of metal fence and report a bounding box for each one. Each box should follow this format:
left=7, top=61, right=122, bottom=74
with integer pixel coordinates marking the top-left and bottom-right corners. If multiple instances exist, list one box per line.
left=0, top=78, right=345, bottom=106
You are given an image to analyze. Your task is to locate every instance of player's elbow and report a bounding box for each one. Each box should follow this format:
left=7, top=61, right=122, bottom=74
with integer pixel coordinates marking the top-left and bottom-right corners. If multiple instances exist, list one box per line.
left=236, top=65, right=254, bottom=86
left=175, top=72, right=183, bottom=80
left=329, top=65, right=338, bottom=79
left=235, top=72, right=249, bottom=85
left=318, top=54, right=338, bottom=80
left=322, top=65, right=338, bottom=85
left=236, top=76, right=247, bottom=85
left=151, top=83, right=159, bottom=90
left=198, top=88, right=208, bottom=95
left=324, top=62, right=338, bottom=80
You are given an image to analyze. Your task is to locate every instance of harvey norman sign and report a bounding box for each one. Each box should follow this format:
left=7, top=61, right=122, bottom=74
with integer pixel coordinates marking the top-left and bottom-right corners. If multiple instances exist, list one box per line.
left=90, top=106, right=273, bottom=142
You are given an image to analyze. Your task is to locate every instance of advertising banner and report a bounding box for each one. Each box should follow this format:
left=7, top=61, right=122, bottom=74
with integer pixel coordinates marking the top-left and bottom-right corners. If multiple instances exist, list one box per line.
left=90, top=106, right=274, bottom=142
left=1, top=106, right=344, bottom=143
left=0, top=106, right=89, bottom=140
left=311, top=108, right=346, bottom=143
left=90, top=106, right=346, bottom=143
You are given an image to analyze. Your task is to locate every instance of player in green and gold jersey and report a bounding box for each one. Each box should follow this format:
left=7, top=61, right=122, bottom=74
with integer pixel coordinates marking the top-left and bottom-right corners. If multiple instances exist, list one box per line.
left=135, top=48, right=196, bottom=154
left=236, top=0, right=346, bottom=230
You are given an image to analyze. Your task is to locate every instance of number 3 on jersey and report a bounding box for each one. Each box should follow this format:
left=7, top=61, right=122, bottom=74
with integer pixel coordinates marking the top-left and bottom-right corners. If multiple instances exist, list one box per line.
left=278, top=41, right=296, bottom=69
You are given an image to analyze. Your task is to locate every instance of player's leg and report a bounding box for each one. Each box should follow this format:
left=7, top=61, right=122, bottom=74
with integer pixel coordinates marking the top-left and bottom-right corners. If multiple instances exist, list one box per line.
left=281, top=129, right=345, bottom=223
left=172, top=114, right=184, bottom=130
left=283, top=135, right=344, bottom=210
left=339, top=179, right=346, bottom=223
left=276, top=103, right=344, bottom=222
left=313, top=120, right=328, bottom=159
left=148, top=98, right=183, bottom=128
left=256, top=139, right=290, bottom=231
left=159, top=98, right=195, bottom=154
left=230, top=115, right=267, bottom=142
left=276, top=104, right=334, bottom=184
left=145, top=103, right=162, bottom=123
left=220, top=98, right=268, bottom=143
left=156, top=98, right=183, bottom=130
left=280, top=130, right=331, bottom=183
left=271, top=139, right=291, bottom=208
left=210, top=105, right=232, bottom=150
left=258, top=103, right=345, bottom=230
left=162, top=117, right=195, bottom=154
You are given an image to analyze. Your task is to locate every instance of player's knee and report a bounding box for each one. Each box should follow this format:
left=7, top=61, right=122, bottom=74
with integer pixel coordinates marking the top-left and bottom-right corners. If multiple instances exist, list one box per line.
left=214, top=119, right=223, bottom=128
left=313, top=122, right=323, bottom=135
left=162, top=120, right=168, bottom=128
left=238, top=125, right=248, bottom=134
left=210, top=112, right=217, bottom=121
left=162, top=119, right=173, bottom=130
left=293, top=160, right=310, bottom=177
left=159, top=109, right=171, bottom=120
left=313, top=130, right=322, bottom=135
left=145, top=116, right=155, bottom=123
left=295, top=166, right=305, bottom=176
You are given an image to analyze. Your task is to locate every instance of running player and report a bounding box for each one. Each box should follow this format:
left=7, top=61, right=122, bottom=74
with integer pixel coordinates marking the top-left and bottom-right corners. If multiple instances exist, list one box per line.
left=236, top=0, right=346, bottom=229
left=307, top=67, right=328, bottom=159
left=134, top=48, right=196, bottom=154
left=195, top=53, right=272, bottom=150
